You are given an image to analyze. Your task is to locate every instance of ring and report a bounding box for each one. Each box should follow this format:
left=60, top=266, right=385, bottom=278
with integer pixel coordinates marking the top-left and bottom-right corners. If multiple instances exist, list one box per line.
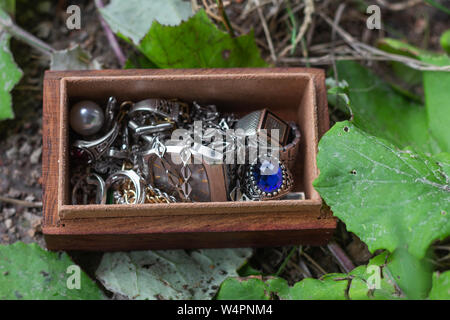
left=72, top=173, right=105, bottom=205
left=72, top=121, right=120, bottom=162
left=129, top=99, right=186, bottom=124
left=242, top=159, right=293, bottom=200
left=102, top=170, right=145, bottom=204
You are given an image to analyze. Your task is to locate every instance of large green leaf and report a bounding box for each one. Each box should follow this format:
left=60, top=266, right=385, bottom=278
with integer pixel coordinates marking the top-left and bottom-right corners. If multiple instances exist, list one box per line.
left=385, top=248, right=433, bottom=299
left=428, top=271, right=450, bottom=300
left=0, top=242, right=104, bottom=299
left=376, top=38, right=450, bottom=152
left=331, top=61, right=439, bottom=154
left=313, top=121, right=450, bottom=259
left=441, top=30, right=450, bottom=54
left=217, top=252, right=406, bottom=300
left=421, top=54, right=450, bottom=153
left=96, top=248, right=252, bottom=300
left=0, top=10, right=22, bottom=120
left=137, top=10, right=268, bottom=68
left=99, top=0, right=193, bottom=45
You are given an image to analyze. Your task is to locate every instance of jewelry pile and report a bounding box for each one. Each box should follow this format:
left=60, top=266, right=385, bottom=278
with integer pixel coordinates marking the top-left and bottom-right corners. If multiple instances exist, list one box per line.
left=69, top=97, right=301, bottom=205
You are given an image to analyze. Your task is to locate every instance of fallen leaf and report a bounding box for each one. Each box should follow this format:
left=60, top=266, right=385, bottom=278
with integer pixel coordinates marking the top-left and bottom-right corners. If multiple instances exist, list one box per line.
left=50, top=45, right=101, bottom=71
left=100, top=0, right=193, bottom=45
left=96, top=248, right=252, bottom=300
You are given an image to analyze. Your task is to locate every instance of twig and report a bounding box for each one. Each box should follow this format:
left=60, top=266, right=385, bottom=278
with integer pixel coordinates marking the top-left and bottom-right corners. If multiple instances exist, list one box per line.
left=95, top=0, right=126, bottom=67
left=423, top=0, right=450, bottom=15
left=376, top=0, right=422, bottom=11
left=280, top=54, right=427, bottom=64
left=318, top=12, right=450, bottom=72
left=191, top=0, right=200, bottom=11
left=300, top=249, right=328, bottom=276
left=298, top=257, right=313, bottom=278
left=327, top=241, right=355, bottom=273
left=278, top=0, right=314, bottom=58
left=275, top=246, right=297, bottom=276
left=0, top=195, right=43, bottom=208
left=437, top=253, right=450, bottom=262
left=0, top=12, right=54, bottom=56
left=434, top=245, right=450, bottom=251
left=240, top=0, right=273, bottom=19
left=202, top=5, right=269, bottom=49
left=253, top=0, right=277, bottom=62
left=216, top=0, right=235, bottom=37
left=330, top=3, right=354, bottom=120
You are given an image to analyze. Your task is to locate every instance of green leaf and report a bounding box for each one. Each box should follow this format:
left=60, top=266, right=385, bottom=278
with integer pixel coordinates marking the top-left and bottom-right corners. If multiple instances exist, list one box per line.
left=237, top=262, right=262, bottom=277
left=216, top=277, right=271, bottom=300
left=124, top=51, right=157, bottom=69
left=421, top=54, right=450, bottom=153
left=331, top=61, right=439, bottom=154
left=376, top=38, right=450, bottom=152
left=137, top=10, right=268, bottom=68
left=428, top=271, right=450, bottom=299
left=313, top=121, right=450, bottom=260
left=0, top=0, right=15, bottom=15
left=0, top=28, right=22, bottom=120
left=217, top=253, right=405, bottom=300
left=377, top=38, right=431, bottom=59
left=440, top=29, right=450, bottom=54
left=0, top=242, right=104, bottom=300
left=385, top=248, right=433, bottom=299
left=99, top=0, right=193, bottom=46
left=434, top=152, right=450, bottom=177
left=96, top=248, right=252, bottom=300
left=289, top=274, right=349, bottom=300
left=347, top=253, right=401, bottom=300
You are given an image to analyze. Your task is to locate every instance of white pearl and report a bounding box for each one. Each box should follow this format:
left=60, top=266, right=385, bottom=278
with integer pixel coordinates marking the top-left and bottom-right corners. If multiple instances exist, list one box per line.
left=70, top=100, right=105, bottom=136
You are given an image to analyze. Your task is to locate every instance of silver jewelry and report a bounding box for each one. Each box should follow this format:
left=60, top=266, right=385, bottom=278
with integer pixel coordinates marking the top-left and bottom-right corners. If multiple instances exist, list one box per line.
left=72, top=121, right=120, bottom=162
left=129, top=98, right=188, bottom=124
left=103, top=170, right=145, bottom=204
left=104, top=96, right=118, bottom=131
left=72, top=173, right=105, bottom=205
left=70, top=97, right=299, bottom=205
left=241, top=159, right=293, bottom=201
left=128, top=120, right=174, bottom=136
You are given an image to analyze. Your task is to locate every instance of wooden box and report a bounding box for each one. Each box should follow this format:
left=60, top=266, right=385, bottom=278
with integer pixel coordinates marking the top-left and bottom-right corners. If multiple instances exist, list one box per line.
left=42, top=68, right=336, bottom=251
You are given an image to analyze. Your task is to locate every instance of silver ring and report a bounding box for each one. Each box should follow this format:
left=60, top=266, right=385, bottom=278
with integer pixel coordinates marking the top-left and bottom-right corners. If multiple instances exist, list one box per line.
left=242, top=159, right=293, bottom=201
left=129, top=99, right=181, bottom=123
left=72, top=121, right=120, bottom=162
left=102, top=170, right=145, bottom=204
left=72, top=173, right=105, bottom=205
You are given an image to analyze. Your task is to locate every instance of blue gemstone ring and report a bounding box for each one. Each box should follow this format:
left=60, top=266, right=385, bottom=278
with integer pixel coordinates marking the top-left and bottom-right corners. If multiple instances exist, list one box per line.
left=243, top=159, right=293, bottom=200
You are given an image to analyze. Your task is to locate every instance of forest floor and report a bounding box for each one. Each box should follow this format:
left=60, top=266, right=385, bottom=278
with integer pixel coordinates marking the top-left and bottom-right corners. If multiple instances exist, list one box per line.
left=0, top=0, right=448, bottom=287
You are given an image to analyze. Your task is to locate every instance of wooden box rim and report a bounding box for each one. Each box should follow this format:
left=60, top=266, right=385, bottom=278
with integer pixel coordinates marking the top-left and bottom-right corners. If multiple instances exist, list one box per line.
left=42, top=67, right=336, bottom=251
